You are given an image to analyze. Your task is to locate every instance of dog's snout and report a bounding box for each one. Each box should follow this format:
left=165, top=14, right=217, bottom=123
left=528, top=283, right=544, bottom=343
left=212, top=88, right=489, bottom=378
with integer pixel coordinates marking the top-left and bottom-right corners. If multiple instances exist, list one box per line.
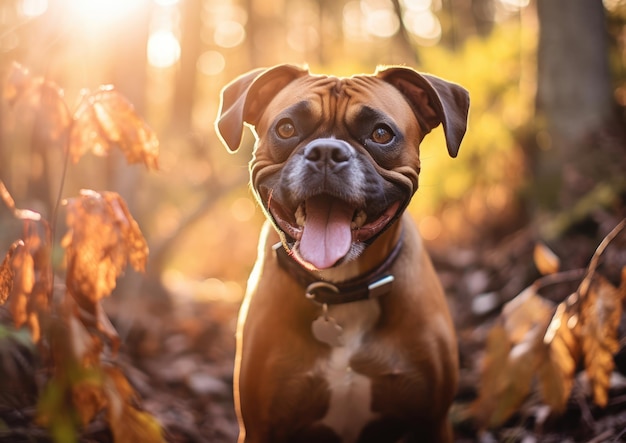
left=304, top=139, right=352, bottom=170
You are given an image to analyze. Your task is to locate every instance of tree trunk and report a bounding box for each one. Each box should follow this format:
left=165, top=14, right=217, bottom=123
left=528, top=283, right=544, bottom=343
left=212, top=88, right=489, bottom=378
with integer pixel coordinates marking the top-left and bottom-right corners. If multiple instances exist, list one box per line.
left=533, top=0, right=624, bottom=220
left=172, top=0, right=202, bottom=132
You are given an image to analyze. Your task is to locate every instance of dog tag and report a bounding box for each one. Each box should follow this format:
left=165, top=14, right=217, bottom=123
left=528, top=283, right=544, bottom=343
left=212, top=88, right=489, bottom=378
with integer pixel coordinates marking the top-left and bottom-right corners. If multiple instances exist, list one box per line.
left=312, top=315, right=344, bottom=347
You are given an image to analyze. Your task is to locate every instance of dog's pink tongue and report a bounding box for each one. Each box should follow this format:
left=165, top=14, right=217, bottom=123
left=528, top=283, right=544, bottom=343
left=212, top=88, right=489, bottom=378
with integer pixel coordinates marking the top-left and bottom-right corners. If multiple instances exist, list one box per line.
left=300, top=195, right=353, bottom=269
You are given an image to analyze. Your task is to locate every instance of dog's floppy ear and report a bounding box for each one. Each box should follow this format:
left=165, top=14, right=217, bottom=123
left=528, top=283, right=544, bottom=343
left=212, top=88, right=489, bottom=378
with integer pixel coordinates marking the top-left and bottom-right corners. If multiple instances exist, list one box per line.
left=376, top=66, right=469, bottom=158
left=215, top=64, right=308, bottom=152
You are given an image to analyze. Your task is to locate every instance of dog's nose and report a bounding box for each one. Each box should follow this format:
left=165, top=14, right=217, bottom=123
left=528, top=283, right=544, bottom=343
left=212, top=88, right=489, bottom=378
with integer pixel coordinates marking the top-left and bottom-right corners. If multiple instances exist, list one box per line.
left=304, top=139, right=352, bottom=170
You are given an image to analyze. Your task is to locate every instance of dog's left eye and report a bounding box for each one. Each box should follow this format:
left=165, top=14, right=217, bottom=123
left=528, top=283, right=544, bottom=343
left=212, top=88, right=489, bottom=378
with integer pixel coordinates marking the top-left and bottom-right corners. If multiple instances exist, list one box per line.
left=370, top=125, right=394, bottom=144
left=276, top=119, right=296, bottom=139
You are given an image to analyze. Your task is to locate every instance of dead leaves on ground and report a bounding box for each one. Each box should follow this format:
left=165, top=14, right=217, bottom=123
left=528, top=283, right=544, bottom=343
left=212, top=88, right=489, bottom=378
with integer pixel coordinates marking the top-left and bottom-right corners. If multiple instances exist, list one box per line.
left=472, top=219, right=626, bottom=430
left=2, top=63, right=159, bottom=170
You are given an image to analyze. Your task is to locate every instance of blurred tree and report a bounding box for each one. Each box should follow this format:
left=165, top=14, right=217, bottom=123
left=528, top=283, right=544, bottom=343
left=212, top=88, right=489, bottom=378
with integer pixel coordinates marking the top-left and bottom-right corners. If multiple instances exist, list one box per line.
left=107, top=7, right=151, bottom=217
left=471, top=0, right=496, bottom=37
left=173, top=0, right=202, bottom=132
left=534, top=0, right=626, bottom=229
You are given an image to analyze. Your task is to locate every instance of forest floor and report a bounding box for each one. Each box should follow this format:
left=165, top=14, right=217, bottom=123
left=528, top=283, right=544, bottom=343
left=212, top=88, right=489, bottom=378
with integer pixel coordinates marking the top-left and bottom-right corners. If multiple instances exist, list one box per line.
left=1, top=211, right=626, bottom=443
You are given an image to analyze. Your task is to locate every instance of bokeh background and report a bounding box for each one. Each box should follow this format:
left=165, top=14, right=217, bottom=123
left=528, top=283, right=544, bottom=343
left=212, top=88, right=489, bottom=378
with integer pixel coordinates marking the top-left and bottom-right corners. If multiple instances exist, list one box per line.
left=1, top=0, right=625, bottom=317
left=2, top=1, right=626, bottom=441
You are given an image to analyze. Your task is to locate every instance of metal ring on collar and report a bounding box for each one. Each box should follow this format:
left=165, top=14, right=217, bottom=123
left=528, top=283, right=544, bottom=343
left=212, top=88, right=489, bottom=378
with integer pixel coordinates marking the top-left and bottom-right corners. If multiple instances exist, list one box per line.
left=305, top=281, right=340, bottom=301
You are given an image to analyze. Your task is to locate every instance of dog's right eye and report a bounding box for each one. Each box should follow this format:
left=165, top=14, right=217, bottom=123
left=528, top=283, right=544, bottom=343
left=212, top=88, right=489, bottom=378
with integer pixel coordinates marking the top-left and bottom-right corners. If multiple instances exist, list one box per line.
left=276, top=119, right=296, bottom=139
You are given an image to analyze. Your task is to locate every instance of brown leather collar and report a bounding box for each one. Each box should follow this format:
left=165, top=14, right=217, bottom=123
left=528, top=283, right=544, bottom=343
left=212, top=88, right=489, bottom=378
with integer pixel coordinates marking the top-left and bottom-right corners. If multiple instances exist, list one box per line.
left=273, top=232, right=404, bottom=305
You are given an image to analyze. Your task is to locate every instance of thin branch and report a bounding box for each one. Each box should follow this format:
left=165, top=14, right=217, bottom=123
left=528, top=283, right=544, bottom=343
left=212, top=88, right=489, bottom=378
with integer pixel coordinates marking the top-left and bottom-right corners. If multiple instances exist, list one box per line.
left=578, top=218, right=626, bottom=297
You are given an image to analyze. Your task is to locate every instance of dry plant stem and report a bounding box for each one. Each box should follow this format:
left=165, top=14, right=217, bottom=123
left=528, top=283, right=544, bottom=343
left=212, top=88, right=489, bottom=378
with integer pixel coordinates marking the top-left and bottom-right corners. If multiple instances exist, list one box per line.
left=578, top=218, right=626, bottom=297
left=532, top=268, right=586, bottom=295
left=50, top=128, right=73, bottom=243
left=544, top=218, right=626, bottom=343
left=586, top=430, right=615, bottom=443
left=574, top=386, right=596, bottom=430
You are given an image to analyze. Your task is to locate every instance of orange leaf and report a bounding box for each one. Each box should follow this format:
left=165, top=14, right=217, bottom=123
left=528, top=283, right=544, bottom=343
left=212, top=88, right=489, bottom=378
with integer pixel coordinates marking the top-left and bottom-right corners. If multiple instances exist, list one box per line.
left=501, top=285, right=555, bottom=344
left=68, top=294, right=121, bottom=358
left=63, top=190, right=148, bottom=304
left=69, top=89, right=112, bottom=161
left=538, top=301, right=580, bottom=412
left=72, top=375, right=108, bottom=426
left=533, top=242, right=560, bottom=275
left=104, top=366, right=165, bottom=443
left=20, top=217, right=52, bottom=343
left=0, top=182, right=52, bottom=341
left=3, top=63, right=71, bottom=142
left=579, top=274, right=624, bottom=407
left=0, top=241, right=21, bottom=304
left=69, top=86, right=159, bottom=170
left=66, top=301, right=105, bottom=367
left=471, top=321, right=544, bottom=428
left=471, top=285, right=555, bottom=428
left=9, top=242, right=34, bottom=329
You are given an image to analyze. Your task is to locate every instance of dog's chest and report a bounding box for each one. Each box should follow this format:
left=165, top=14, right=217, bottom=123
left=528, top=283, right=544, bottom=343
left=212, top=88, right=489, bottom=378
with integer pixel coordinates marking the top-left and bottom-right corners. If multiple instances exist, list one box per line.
left=313, top=300, right=381, bottom=442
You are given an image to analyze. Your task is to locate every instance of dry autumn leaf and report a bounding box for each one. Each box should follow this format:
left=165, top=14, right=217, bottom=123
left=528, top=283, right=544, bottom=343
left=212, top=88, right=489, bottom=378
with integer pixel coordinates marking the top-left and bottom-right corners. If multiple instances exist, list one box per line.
left=40, top=295, right=149, bottom=442
left=501, top=285, right=555, bottom=343
left=471, top=286, right=555, bottom=428
left=579, top=273, right=625, bottom=407
left=72, top=375, right=108, bottom=427
left=0, top=181, right=52, bottom=342
left=6, top=218, right=50, bottom=339
left=471, top=322, right=537, bottom=428
left=104, top=366, right=165, bottom=443
left=62, top=190, right=148, bottom=305
left=537, top=300, right=581, bottom=412
left=23, top=218, right=52, bottom=343
left=533, top=242, right=560, bottom=275
left=3, top=62, right=71, bottom=142
left=9, top=241, right=35, bottom=329
left=69, top=86, right=159, bottom=170
left=473, top=219, right=626, bottom=430
left=0, top=241, right=21, bottom=304
left=67, top=293, right=120, bottom=359
left=66, top=300, right=105, bottom=367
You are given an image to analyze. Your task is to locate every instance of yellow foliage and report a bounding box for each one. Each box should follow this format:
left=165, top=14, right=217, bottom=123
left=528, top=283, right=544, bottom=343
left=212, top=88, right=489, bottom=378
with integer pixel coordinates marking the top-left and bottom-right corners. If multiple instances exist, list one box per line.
left=411, top=25, right=536, bottom=217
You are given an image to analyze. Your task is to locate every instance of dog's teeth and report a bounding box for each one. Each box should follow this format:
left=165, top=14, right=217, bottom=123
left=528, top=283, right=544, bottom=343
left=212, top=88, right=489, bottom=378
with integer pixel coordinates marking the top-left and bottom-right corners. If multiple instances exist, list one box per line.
left=295, top=205, right=305, bottom=226
left=351, top=210, right=367, bottom=229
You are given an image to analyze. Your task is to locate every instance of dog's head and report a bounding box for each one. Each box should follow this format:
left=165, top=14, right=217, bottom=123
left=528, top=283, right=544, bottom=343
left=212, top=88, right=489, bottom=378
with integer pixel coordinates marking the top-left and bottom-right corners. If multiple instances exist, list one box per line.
left=215, top=65, right=469, bottom=270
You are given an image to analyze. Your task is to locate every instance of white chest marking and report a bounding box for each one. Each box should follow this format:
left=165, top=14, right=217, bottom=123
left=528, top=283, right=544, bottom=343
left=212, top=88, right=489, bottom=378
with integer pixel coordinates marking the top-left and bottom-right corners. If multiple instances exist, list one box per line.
left=317, top=300, right=380, bottom=443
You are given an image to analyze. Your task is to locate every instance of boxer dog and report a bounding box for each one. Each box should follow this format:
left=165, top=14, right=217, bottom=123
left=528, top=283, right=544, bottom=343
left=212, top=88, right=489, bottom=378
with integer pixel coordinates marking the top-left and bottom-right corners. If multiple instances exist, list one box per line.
left=215, top=65, right=469, bottom=443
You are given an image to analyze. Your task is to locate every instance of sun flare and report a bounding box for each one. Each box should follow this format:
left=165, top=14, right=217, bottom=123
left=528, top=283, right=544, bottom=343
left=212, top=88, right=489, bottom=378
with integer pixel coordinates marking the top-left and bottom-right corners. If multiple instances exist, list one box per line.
left=68, top=0, right=146, bottom=26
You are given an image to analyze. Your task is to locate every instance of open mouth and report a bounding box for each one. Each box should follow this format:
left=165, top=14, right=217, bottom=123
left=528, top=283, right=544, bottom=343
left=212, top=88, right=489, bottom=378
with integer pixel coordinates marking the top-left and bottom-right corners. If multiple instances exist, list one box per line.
left=268, top=193, right=401, bottom=269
